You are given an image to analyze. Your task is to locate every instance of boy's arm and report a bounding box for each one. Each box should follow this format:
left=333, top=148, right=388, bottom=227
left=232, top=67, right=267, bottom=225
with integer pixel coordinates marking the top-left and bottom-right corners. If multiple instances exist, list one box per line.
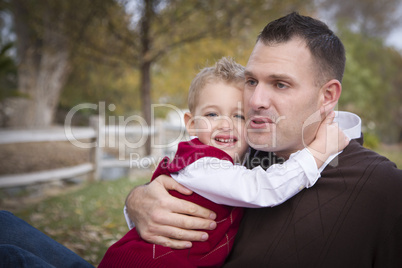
left=125, top=175, right=217, bottom=249
left=172, top=150, right=317, bottom=208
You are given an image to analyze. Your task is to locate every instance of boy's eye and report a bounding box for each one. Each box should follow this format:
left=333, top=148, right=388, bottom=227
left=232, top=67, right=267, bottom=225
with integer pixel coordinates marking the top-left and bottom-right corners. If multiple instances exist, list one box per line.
left=234, top=114, right=245, bottom=120
left=205, top=112, right=218, bottom=117
left=246, top=79, right=257, bottom=86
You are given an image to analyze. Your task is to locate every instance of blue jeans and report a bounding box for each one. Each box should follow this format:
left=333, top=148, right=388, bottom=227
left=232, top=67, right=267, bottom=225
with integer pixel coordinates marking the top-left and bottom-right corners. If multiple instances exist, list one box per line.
left=0, top=211, right=94, bottom=268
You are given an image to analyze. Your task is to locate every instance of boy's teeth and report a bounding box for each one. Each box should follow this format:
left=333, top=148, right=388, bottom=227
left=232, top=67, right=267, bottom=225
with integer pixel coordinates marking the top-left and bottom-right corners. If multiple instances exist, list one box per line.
left=216, top=138, right=234, bottom=143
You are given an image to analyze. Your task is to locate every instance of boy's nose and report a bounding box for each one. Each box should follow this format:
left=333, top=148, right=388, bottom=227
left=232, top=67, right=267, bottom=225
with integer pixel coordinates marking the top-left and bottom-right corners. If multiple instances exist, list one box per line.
left=217, top=116, right=232, bottom=130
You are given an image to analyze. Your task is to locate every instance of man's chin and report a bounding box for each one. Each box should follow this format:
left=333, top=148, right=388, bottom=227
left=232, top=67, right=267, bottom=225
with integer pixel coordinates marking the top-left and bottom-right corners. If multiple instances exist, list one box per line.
left=246, top=135, right=276, bottom=151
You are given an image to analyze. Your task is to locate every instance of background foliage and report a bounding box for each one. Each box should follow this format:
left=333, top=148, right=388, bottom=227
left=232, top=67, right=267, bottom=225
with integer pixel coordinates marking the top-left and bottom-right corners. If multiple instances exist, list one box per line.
left=1, top=0, right=401, bottom=143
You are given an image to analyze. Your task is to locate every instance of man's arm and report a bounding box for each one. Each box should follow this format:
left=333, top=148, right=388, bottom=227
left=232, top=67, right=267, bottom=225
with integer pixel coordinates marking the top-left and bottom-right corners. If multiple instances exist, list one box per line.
left=125, top=175, right=217, bottom=249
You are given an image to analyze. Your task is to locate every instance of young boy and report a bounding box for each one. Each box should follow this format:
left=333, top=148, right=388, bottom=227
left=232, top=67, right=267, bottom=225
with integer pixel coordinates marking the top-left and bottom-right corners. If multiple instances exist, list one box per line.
left=99, top=57, right=348, bottom=267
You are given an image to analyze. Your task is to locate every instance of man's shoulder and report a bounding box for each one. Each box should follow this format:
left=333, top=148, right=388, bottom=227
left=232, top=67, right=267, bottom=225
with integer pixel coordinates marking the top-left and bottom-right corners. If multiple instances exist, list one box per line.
left=320, top=140, right=402, bottom=213
left=342, top=139, right=399, bottom=168
left=334, top=139, right=402, bottom=183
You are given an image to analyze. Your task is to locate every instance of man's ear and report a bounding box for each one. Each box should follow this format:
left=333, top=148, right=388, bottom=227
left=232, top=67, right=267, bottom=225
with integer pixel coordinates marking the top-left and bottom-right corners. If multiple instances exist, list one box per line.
left=184, top=112, right=196, bottom=136
left=319, top=79, right=342, bottom=114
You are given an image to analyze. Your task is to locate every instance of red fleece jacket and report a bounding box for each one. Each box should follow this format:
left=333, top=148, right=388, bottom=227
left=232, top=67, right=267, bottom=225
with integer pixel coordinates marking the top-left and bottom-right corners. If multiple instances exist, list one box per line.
left=99, top=139, right=244, bottom=268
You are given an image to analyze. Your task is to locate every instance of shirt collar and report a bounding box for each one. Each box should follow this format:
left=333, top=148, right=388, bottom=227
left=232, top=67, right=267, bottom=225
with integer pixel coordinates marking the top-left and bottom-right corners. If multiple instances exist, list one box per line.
left=318, top=111, right=362, bottom=172
left=334, top=111, right=362, bottom=139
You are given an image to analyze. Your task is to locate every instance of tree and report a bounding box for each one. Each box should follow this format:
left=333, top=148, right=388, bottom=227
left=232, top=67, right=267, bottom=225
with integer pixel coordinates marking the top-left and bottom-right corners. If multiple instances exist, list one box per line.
left=319, top=0, right=401, bottom=38
left=3, top=0, right=116, bottom=128
left=60, top=58, right=141, bottom=125
left=0, top=41, right=17, bottom=126
left=103, top=0, right=314, bottom=155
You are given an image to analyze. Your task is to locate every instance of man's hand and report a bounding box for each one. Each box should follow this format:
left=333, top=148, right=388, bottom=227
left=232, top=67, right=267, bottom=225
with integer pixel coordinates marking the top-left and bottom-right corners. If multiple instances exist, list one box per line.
left=125, top=175, right=217, bottom=249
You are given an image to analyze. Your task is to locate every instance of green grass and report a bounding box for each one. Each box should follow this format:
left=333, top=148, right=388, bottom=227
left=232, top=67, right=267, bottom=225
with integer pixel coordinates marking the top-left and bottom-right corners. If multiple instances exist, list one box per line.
left=12, top=177, right=148, bottom=266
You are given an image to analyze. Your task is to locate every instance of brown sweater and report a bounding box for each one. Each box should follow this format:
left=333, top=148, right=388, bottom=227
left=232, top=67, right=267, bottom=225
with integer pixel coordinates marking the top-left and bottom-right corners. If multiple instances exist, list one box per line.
left=225, top=138, right=402, bottom=267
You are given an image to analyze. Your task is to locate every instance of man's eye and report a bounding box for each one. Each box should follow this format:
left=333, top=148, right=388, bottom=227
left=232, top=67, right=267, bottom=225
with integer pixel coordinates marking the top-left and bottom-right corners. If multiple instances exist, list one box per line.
left=234, top=114, right=245, bottom=120
left=205, top=112, right=218, bottom=117
left=276, top=82, right=288, bottom=89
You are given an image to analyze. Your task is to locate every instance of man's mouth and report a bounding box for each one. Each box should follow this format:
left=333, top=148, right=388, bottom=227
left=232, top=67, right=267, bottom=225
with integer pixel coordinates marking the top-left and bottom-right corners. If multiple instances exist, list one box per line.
left=249, top=116, right=274, bottom=128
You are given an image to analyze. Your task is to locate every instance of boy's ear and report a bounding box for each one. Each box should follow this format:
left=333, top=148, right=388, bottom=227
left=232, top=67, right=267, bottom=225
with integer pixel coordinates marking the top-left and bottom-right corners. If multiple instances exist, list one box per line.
left=184, top=112, right=196, bottom=136
left=319, top=79, right=342, bottom=115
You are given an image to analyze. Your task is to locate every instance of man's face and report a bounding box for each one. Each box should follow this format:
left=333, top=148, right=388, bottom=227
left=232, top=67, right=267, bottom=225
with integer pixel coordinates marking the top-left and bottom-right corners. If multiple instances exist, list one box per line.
left=244, top=38, right=324, bottom=158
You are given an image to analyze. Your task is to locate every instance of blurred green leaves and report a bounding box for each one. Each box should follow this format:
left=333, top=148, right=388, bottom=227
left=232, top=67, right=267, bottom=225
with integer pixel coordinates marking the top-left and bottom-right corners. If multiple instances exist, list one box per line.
left=339, top=25, right=402, bottom=143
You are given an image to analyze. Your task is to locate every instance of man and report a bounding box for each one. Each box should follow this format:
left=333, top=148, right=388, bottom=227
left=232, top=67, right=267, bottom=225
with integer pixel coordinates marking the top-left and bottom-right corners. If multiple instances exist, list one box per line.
left=126, top=12, right=402, bottom=267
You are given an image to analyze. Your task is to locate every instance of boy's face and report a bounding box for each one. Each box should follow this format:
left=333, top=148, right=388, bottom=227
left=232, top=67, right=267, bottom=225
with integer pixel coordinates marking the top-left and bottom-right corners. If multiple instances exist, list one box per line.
left=185, top=81, right=249, bottom=162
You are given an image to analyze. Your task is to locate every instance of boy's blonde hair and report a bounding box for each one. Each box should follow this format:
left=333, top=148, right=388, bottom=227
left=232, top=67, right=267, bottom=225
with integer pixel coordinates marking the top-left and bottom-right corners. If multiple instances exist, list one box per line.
left=187, top=57, right=245, bottom=113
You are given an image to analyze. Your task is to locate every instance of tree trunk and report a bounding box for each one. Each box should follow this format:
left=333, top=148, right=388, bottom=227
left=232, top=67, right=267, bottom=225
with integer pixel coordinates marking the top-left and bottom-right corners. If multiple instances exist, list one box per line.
left=6, top=49, right=70, bottom=128
left=139, top=0, right=154, bottom=155
left=140, top=60, right=152, bottom=155
left=6, top=0, right=71, bottom=128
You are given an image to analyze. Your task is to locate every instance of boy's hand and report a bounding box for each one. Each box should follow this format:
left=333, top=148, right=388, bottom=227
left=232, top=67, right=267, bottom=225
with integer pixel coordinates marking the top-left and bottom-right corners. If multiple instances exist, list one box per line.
left=308, top=111, right=350, bottom=168
left=125, top=175, right=217, bottom=249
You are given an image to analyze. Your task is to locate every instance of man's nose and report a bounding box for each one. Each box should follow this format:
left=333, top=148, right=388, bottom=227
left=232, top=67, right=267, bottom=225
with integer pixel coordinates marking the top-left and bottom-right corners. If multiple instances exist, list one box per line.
left=248, top=85, right=271, bottom=111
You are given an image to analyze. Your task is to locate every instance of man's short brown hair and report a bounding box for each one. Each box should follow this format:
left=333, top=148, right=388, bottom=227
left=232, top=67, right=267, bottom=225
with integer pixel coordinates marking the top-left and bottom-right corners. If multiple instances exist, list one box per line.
left=257, top=12, right=346, bottom=86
